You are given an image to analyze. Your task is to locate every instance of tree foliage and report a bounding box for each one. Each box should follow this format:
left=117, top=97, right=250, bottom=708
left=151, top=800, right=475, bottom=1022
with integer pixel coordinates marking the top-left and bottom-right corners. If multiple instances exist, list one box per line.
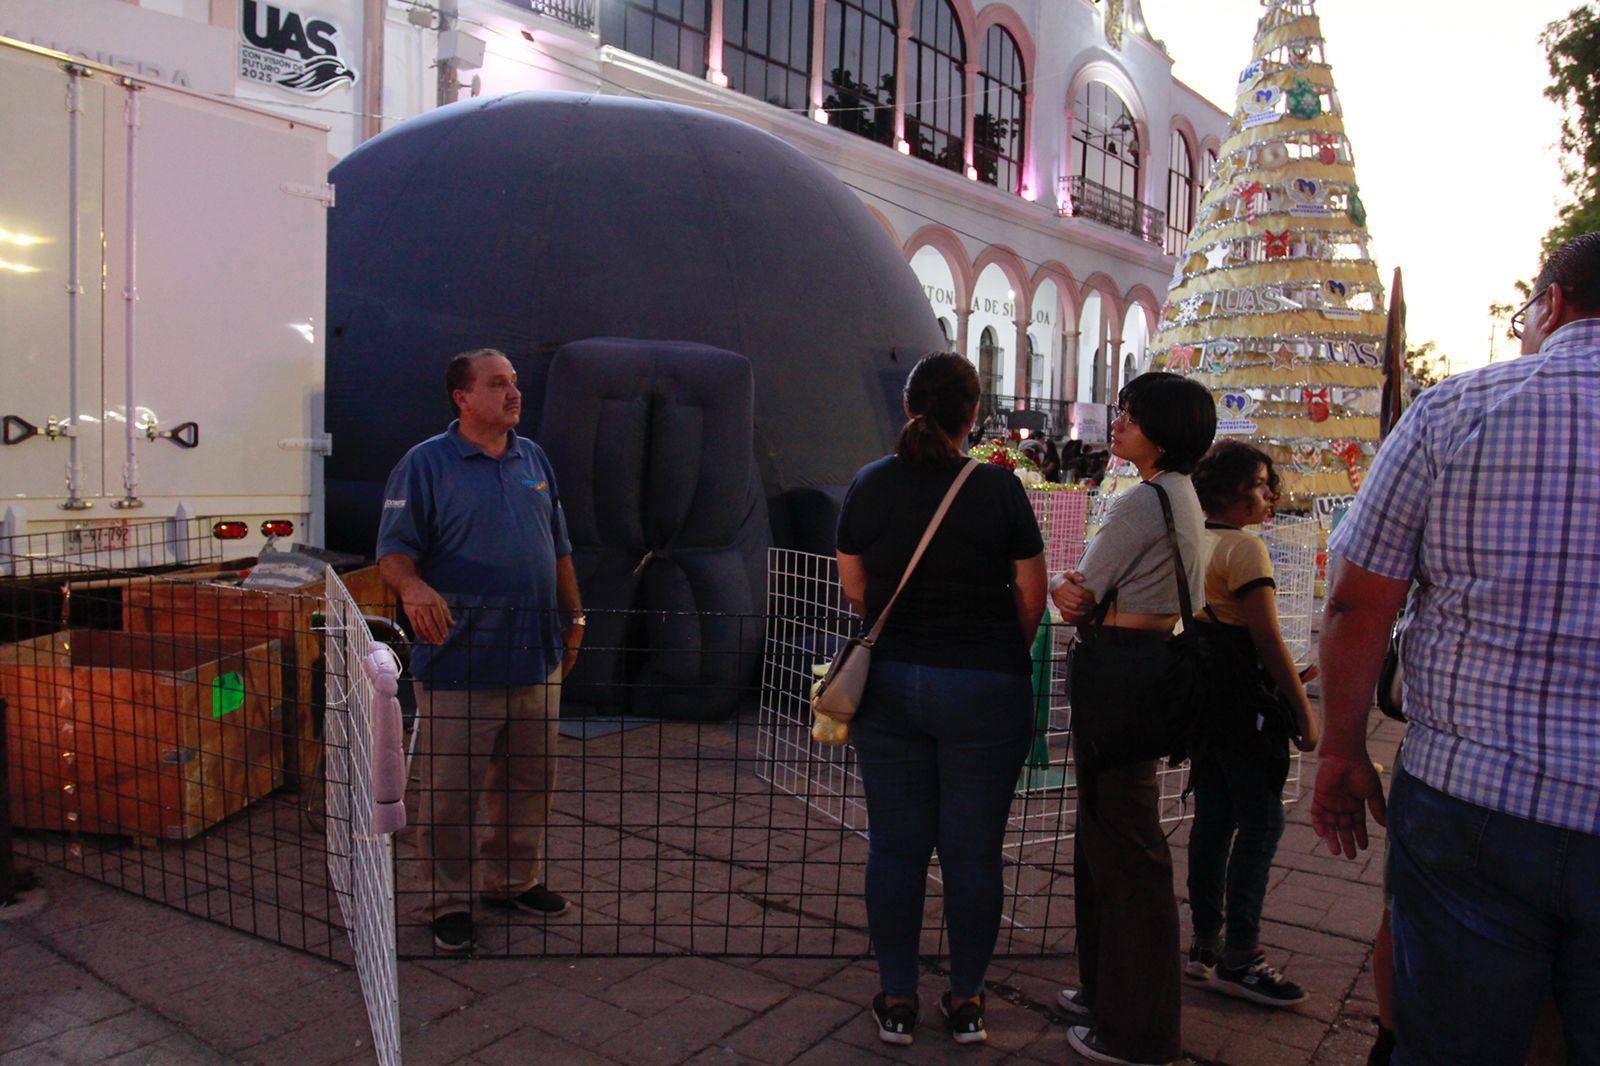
left=1540, top=5, right=1600, bottom=254
left=1405, top=341, right=1447, bottom=395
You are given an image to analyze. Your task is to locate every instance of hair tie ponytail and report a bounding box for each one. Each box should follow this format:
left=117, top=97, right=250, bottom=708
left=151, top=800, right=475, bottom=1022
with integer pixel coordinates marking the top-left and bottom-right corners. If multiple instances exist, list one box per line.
left=895, top=353, right=982, bottom=468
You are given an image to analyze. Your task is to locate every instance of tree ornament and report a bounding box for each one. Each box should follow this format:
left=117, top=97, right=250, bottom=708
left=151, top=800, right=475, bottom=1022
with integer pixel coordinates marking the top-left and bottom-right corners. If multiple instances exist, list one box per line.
left=1313, top=132, right=1339, bottom=165
left=1203, top=341, right=1238, bottom=372
left=1269, top=345, right=1297, bottom=370
left=1204, top=242, right=1233, bottom=270
left=1264, top=229, right=1292, bottom=258
left=1347, top=186, right=1368, bottom=227
left=1292, top=443, right=1321, bottom=472
left=1235, top=181, right=1266, bottom=223
left=1289, top=46, right=1313, bottom=71
left=1304, top=386, right=1331, bottom=422
left=1257, top=142, right=1291, bottom=169
left=1286, top=78, right=1322, bottom=120
left=1166, top=345, right=1198, bottom=373
left=1241, top=87, right=1284, bottom=128
left=1332, top=438, right=1365, bottom=489
left=1174, top=295, right=1204, bottom=327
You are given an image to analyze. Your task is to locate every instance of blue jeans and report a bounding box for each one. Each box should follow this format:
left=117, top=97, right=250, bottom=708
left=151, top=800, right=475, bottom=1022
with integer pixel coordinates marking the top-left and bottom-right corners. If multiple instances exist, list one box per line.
left=1389, top=764, right=1600, bottom=1065
left=1185, top=729, right=1290, bottom=957
left=850, top=660, right=1034, bottom=998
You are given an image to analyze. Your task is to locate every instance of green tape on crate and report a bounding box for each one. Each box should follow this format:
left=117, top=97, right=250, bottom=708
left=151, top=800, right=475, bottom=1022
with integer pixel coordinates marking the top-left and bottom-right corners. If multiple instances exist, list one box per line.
left=212, top=671, right=245, bottom=718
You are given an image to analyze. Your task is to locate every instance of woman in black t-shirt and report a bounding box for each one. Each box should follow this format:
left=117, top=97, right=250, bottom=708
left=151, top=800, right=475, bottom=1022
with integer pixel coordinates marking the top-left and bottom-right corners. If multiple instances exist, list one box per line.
left=836, top=353, right=1048, bottom=1047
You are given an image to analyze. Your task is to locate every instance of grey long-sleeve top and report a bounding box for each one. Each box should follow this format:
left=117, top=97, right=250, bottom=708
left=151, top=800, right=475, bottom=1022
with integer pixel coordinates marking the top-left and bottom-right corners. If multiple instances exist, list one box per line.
left=1076, top=472, right=1208, bottom=615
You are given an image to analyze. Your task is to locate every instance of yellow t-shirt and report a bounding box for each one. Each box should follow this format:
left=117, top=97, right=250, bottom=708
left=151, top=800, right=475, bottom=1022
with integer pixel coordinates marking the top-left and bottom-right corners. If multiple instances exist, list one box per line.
left=1203, top=526, right=1276, bottom=627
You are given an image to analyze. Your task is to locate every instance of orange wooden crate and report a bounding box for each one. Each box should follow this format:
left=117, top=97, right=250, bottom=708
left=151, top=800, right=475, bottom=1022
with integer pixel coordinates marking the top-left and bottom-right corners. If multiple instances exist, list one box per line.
left=0, top=629, right=284, bottom=841
left=115, top=565, right=394, bottom=792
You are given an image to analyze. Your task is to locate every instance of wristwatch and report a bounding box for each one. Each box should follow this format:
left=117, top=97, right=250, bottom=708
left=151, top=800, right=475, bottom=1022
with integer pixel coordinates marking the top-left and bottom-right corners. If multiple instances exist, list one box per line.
left=568, top=612, right=587, bottom=628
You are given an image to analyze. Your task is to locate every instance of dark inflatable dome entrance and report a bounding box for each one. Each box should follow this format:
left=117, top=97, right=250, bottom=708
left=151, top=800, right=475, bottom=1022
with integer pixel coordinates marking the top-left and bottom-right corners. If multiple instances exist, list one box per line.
left=325, top=91, right=945, bottom=717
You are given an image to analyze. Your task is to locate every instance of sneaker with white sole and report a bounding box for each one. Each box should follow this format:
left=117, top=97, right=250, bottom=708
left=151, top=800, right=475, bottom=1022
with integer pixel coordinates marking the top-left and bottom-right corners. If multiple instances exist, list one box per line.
left=496, top=884, right=572, bottom=917
left=1211, top=952, right=1307, bottom=1008
left=871, top=993, right=919, bottom=1046
left=430, top=911, right=475, bottom=953
left=1066, top=1025, right=1171, bottom=1066
left=1184, top=942, right=1221, bottom=983
left=1056, top=986, right=1093, bottom=1022
left=940, top=991, right=986, bottom=1044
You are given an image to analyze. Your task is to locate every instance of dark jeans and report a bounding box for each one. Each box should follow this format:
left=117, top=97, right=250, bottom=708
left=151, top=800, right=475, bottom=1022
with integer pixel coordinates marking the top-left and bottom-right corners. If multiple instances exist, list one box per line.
left=851, top=659, right=1033, bottom=998
left=1185, top=728, right=1290, bottom=956
left=1074, top=756, right=1182, bottom=1063
left=1389, top=763, right=1600, bottom=1066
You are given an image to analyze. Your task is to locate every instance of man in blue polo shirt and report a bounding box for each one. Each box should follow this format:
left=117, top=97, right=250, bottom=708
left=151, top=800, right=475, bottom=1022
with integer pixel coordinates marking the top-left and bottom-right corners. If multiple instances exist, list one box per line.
left=377, top=348, right=585, bottom=953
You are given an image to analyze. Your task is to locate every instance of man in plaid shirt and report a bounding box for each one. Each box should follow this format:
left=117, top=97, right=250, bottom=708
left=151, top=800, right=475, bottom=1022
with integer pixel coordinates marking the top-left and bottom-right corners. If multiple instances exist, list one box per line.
left=1314, top=233, right=1600, bottom=1064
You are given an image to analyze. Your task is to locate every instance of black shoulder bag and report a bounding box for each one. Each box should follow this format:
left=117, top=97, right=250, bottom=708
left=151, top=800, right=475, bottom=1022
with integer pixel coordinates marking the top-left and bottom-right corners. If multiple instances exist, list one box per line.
left=1068, top=481, right=1217, bottom=772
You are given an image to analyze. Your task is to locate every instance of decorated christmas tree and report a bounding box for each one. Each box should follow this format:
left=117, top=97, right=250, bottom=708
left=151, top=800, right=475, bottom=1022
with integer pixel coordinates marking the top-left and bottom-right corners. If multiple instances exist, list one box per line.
left=1149, top=0, right=1385, bottom=504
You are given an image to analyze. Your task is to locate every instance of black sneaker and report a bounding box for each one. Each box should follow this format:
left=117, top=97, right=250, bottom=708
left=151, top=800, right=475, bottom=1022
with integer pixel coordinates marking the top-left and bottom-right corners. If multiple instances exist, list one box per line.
left=431, top=911, right=475, bottom=953
left=500, top=884, right=572, bottom=917
left=1212, top=952, right=1307, bottom=1008
left=1055, top=986, right=1093, bottom=1022
left=940, top=991, right=986, bottom=1045
left=1185, top=942, right=1221, bottom=983
left=1066, top=1025, right=1171, bottom=1065
left=871, top=993, right=919, bottom=1046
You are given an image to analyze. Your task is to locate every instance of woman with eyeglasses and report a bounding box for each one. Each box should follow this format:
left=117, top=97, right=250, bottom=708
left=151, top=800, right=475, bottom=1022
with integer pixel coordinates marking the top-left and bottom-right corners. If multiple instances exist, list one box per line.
left=1049, top=371, right=1216, bottom=1066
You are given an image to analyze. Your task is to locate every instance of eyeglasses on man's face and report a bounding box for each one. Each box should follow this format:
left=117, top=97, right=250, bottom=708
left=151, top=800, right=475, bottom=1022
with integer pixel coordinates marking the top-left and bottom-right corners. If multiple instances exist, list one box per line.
left=1510, top=284, right=1555, bottom=340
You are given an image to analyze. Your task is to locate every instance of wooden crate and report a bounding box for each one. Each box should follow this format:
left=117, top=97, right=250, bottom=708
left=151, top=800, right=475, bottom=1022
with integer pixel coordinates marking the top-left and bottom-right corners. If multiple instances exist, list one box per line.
left=0, top=629, right=283, bottom=841
left=115, top=565, right=394, bottom=792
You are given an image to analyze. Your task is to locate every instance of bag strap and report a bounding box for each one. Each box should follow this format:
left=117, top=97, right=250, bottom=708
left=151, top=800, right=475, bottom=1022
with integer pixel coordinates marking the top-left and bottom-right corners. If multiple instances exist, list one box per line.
left=1148, top=480, right=1197, bottom=631
left=863, top=458, right=979, bottom=646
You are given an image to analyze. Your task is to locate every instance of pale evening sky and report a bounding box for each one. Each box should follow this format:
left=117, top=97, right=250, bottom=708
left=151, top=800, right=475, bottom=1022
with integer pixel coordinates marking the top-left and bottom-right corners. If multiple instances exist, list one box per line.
left=1141, top=0, right=1576, bottom=372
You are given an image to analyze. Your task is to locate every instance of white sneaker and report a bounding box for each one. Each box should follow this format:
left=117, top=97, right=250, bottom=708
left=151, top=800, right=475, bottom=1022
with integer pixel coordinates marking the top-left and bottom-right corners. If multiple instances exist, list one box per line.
left=1066, top=1025, right=1172, bottom=1066
left=1056, top=986, right=1093, bottom=1021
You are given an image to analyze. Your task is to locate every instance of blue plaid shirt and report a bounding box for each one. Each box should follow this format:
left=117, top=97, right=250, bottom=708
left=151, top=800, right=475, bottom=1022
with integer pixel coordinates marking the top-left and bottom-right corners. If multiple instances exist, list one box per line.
left=1330, top=319, right=1600, bottom=834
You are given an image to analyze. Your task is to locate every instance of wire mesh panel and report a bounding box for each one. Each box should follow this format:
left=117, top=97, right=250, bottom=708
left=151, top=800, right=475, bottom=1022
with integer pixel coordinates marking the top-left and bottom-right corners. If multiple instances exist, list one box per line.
left=0, top=516, right=220, bottom=579
left=1256, top=513, right=1319, bottom=667
left=322, top=570, right=402, bottom=1066
left=1025, top=487, right=1093, bottom=575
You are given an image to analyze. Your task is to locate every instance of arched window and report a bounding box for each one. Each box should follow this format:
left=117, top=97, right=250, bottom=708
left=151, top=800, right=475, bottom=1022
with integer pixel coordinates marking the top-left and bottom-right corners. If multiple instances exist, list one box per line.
left=822, top=0, right=897, bottom=146
left=938, top=316, right=954, bottom=348
left=1166, top=129, right=1194, bottom=255
left=1027, top=334, right=1044, bottom=399
left=905, top=0, right=966, bottom=174
left=601, top=0, right=712, bottom=77
left=1071, top=81, right=1139, bottom=201
left=975, top=26, right=1025, bottom=193
left=725, top=0, right=812, bottom=110
left=1203, top=148, right=1218, bottom=183
left=978, top=327, right=1002, bottom=398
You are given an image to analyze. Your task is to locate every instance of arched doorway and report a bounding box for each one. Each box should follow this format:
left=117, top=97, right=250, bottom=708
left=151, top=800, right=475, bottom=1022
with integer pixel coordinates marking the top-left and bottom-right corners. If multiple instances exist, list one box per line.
left=969, top=263, right=1018, bottom=396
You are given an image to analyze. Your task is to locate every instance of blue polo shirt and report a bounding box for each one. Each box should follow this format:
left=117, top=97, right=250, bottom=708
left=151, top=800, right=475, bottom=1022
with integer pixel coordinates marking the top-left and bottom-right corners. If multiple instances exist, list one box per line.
left=374, top=421, right=572, bottom=689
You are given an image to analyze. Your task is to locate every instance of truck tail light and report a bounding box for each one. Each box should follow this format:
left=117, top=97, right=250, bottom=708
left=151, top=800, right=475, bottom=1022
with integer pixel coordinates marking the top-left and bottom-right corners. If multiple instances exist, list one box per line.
left=261, top=519, right=295, bottom=538
left=212, top=521, right=249, bottom=540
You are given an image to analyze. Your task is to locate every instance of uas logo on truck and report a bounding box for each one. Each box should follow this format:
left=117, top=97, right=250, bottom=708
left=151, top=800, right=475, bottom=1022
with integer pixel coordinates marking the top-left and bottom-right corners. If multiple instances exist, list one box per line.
left=239, top=0, right=358, bottom=96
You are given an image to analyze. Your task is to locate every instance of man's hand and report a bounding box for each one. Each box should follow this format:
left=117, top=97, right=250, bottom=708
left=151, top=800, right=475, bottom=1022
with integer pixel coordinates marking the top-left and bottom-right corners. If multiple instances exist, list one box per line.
left=1050, top=571, right=1098, bottom=623
left=1311, top=752, right=1386, bottom=859
left=1292, top=713, right=1321, bottom=753
left=561, top=622, right=584, bottom=679
left=400, top=579, right=456, bottom=645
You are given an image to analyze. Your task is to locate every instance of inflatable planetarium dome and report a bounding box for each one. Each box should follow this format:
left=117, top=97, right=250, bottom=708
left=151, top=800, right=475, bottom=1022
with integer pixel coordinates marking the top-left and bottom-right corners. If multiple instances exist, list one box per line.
left=324, top=91, right=945, bottom=717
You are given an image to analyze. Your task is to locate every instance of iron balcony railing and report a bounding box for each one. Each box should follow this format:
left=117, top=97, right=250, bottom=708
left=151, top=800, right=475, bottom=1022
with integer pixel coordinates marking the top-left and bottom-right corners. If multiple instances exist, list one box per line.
left=500, top=0, right=596, bottom=32
left=978, top=394, right=1072, bottom=439
left=1058, top=175, right=1165, bottom=246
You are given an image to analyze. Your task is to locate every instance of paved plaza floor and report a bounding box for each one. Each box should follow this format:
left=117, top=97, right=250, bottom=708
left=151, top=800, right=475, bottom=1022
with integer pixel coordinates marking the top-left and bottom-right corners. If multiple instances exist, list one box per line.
left=1, top=716, right=1403, bottom=1065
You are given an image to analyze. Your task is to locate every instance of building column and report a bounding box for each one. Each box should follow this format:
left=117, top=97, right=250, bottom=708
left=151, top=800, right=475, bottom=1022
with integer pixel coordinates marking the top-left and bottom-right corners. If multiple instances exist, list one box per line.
left=894, top=27, right=911, bottom=147
left=963, top=61, right=978, bottom=175
left=955, top=306, right=972, bottom=366
left=1021, top=90, right=1036, bottom=197
left=809, top=0, right=827, bottom=114
left=1013, top=316, right=1031, bottom=403
left=1061, top=329, right=1078, bottom=405
left=1106, top=336, right=1123, bottom=399
left=707, top=0, right=728, bottom=83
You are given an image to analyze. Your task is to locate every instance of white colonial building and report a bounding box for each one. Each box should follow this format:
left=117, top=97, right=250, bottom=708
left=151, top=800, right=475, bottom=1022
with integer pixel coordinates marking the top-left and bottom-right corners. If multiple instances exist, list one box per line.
left=5, top=0, right=1229, bottom=431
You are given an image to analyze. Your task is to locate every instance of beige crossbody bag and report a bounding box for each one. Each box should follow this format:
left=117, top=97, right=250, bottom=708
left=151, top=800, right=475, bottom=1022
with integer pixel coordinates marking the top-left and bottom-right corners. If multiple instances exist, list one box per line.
left=811, top=458, right=980, bottom=723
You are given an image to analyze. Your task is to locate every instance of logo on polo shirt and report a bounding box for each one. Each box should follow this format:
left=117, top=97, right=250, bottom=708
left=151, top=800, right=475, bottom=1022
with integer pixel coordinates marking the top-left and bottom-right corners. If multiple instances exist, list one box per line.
left=383, top=498, right=407, bottom=509
left=522, top=480, right=548, bottom=491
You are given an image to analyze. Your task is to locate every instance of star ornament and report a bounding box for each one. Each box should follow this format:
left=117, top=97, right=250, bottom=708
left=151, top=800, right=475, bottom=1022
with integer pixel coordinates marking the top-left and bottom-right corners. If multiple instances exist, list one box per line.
left=1269, top=346, right=1297, bottom=370
left=1204, top=243, right=1232, bottom=270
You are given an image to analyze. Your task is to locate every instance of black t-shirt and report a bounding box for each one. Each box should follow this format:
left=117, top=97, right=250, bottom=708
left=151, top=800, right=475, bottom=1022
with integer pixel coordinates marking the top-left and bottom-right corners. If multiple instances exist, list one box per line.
left=836, top=455, right=1045, bottom=675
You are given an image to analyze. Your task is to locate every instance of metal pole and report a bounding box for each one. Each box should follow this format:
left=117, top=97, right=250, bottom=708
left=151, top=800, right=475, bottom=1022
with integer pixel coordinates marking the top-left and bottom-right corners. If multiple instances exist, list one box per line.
left=436, top=0, right=460, bottom=109
left=61, top=66, right=91, bottom=511
left=115, top=81, right=144, bottom=509
left=0, top=698, right=16, bottom=906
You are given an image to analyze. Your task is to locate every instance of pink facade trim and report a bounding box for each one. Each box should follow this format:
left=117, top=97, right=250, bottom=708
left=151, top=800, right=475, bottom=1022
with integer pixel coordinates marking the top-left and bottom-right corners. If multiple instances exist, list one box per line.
left=970, top=244, right=1033, bottom=318
left=1123, top=284, right=1161, bottom=330
left=902, top=224, right=975, bottom=312
left=1078, top=271, right=1126, bottom=331
left=865, top=205, right=900, bottom=243
left=1029, top=262, right=1081, bottom=332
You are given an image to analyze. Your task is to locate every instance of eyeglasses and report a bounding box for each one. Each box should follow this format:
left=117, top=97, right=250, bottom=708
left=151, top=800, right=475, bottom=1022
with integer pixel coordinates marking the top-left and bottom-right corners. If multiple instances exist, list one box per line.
left=1510, top=284, right=1554, bottom=340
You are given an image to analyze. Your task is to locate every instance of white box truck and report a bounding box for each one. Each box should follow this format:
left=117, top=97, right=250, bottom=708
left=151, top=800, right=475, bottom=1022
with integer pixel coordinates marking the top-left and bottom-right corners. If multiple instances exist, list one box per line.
left=0, top=36, right=328, bottom=570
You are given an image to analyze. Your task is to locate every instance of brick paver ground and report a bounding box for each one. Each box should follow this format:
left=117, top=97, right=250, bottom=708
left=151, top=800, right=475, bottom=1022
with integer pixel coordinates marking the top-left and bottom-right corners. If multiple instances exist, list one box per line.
left=1, top=717, right=1403, bottom=1065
